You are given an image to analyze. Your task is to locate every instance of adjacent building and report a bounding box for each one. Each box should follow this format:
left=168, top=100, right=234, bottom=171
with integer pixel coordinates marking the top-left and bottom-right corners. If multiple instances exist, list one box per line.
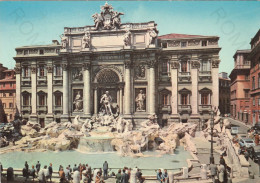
left=229, top=50, right=251, bottom=123
left=249, top=29, right=260, bottom=125
left=14, top=3, right=221, bottom=127
left=0, top=68, right=16, bottom=122
left=219, top=72, right=230, bottom=116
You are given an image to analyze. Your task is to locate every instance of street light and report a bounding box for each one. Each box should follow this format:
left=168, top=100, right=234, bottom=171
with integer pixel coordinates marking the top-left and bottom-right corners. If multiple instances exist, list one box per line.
left=210, top=110, right=215, bottom=164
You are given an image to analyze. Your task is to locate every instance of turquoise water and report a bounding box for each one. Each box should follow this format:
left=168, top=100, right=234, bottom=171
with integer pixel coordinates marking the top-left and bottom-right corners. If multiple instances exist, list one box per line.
left=0, top=147, right=192, bottom=175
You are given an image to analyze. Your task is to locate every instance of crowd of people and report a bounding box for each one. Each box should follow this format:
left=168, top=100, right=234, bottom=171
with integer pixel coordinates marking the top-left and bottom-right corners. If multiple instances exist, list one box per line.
left=209, top=155, right=231, bottom=183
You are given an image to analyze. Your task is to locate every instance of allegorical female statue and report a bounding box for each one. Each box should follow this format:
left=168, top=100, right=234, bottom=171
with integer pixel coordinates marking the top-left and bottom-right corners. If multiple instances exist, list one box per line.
left=100, top=91, right=113, bottom=115
left=135, top=90, right=146, bottom=111
left=73, top=91, right=83, bottom=112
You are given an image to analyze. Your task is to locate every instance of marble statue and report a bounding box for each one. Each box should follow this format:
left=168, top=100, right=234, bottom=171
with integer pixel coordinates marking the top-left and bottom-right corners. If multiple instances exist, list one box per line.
left=124, top=30, right=131, bottom=46
left=112, top=11, right=124, bottom=29
left=135, top=90, right=146, bottom=111
left=61, top=34, right=68, bottom=49
left=82, top=32, right=91, bottom=49
left=73, top=91, right=83, bottom=112
left=148, top=28, right=158, bottom=45
left=92, top=13, right=104, bottom=30
left=100, top=91, right=113, bottom=115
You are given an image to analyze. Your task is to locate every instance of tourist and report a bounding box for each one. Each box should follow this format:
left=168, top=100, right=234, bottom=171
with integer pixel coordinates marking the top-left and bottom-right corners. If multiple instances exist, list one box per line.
left=59, top=168, right=65, bottom=183
left=80, top=164, right=86, bottom=180
left=157, top=169, right=164, bottom=183
left=121, top=169, right=129, bottom=183
left=7, top=167, right=14, bottom=181
left=115, top=169, right=122, bottom=183
left=48, top=163, right=53, bottom=182
left=95, top=171, right=104, bottom=183
left=23, top=161, right=29, bottom=181
left=43, top=165, right=50, bottom=181
left=59, top=165, right=63, bottom=171
left=36, top=161, right=41, bottom=175
left=244, top=149, right=249, bottom=161
left=209, top=160, right=218, bottom=183
left=218, top=163, right=225, bottom=183
left=64, top=166, right=71, bottom=181
left=136, top=168, right=145, bottom=183
left=93, top=168, right=100, bottom=180
left=103, top=161, right=109, bottom=179
left=68, top=165, right=72, bottom=173
left=162, top=169, right=168, bottom=183
left=29, top=165, right=36, bottom=181
left=0, top=163, right=3, bottom=173
left=38, top=167, right=46, bottom=183
left=72, top=168, right=80, bottom=183
left=219, top=155, right=226, bottom=166
left=83, top=172, right=92, bottom=183
left=73, top=164, right=78, bottom=172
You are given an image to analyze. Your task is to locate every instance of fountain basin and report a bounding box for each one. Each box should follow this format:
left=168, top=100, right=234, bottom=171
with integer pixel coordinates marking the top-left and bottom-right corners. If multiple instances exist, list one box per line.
left=77, top=136, right=114, bottom=152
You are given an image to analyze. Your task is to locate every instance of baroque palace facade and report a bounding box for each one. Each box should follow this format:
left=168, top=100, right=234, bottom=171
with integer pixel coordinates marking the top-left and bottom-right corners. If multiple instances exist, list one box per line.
left=14, top=3, right=221, bottom=127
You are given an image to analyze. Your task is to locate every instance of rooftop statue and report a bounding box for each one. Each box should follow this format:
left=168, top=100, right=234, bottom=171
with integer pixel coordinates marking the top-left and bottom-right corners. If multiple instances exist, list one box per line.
left=92, top=2, right=124, bottom=30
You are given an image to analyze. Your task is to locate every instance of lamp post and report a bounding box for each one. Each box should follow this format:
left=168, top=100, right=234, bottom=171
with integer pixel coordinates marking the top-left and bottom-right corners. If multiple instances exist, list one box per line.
left=210, top=110, right=215, bottom=164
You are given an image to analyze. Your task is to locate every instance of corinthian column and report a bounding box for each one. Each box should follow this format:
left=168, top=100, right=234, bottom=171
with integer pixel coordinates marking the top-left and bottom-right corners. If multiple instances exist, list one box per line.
left=46, top=64, right=54, bottom=123
left=61, top=63, right=69, bottom=122
left=83, top=62, right=91, bottom=117
left=15, top=66, right=21, bottom=114
left=148, top=60, right=156, bottom=114
left=30, top=65, right=37, bottom=122
left=124, top=61, right=131, bottom=115
left=170, top=59, right=179, bottom=115
left=191, top=58, right=200, bottom=115
left=212, top=59, right=220, bottom=109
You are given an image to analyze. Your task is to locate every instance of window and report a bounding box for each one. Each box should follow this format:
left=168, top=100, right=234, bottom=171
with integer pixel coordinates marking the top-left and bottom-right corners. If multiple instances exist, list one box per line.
left=201, top=93, right=209, bottom=105
left=162, top=94, right=169, bottom=106
left=181, top=61, right=188, bottom=72
left=55, top=65, right=62, bottom=76
left=181, top=94, right=188, bottom=105
left=55, top=94, right=62, bottom=106
left=244, top=90, right=249, bottom=98
left=253, top=97, right=255, bottom=106
left=161, top=61, right=169, bottom=75
left=39, top=66, right=45, bottom=77
left=23, top=66, right=29, bottom=77
left=9, top=93, right=13, bottom=97
left=10, top=114, right=12, bottom=120
left=258, top=74, right=260, bottom=88
left=9, top=103, right=13, bottom=108
left=245, top=74, right=249, bottom=80
left=201, top=61, right=209, bottom=71
left=258, top=98, right=260, bottom=106
left=10, top=83, right=13, bottom=87
left=39, top=50, right=44, bottom=55
left=3, top=93, right=6, bottom=97
left=202, top=40, right=207, bottom=46
left=3, top=103, right=6, bottom=108
left=23, top=95, right=30, bottom=106
left=39, top=95, right=45, bottom=106
left=162, top=42, right=167, bottom=48
left=24, top=50, right=28, bottom=55
left=252, top=76, right=255, bottom=90
left=181, top=42, right=187, bottom=47
left=3, top=83, right=5, bottom=88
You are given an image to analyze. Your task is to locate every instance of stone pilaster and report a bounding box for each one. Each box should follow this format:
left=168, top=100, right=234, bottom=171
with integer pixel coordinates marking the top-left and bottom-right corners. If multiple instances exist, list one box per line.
left=124, top=60, right=132, bottom=115
left=94, top=87, right=98, bottom=115
left=212, top=59, right=220, bottom=109
left=14, top=65, right=21, bottom=114
left=191, top=57, right=200, bottom=116
left=61, top=62, right=69, bottom=122
left=83, top=62, right=91, bottom=117
left=30, top=65, right=37, bottom=122
left=170, top=58, right=179, bottom=116
left=119, top=86, right=123, bottom=114
left=148, top=60, right=156, bottom=114
left=46, top=64, right=54, bottom=123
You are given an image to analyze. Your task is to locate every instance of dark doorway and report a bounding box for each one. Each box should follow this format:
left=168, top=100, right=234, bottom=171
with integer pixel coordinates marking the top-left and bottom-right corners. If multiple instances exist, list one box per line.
left=39, top=118, right=45, bottom=128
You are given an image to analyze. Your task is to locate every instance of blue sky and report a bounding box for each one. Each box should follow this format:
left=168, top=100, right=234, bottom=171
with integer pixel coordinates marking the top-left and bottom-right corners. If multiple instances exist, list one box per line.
left=0, top=1, right=259, bottom=75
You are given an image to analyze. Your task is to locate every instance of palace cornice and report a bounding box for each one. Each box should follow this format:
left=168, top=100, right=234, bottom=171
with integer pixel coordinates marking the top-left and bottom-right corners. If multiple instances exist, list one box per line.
left=13, top=55, right=61, bottom=61
left=160, top=47, right=221, bottom=54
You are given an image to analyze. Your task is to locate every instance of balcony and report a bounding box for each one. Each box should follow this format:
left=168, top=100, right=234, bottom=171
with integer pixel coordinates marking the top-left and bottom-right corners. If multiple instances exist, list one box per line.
left=22, top=76, right=31, bottom=81
left=21, top=105, right=31, bottom=112
left=37, top=105, right=47, bottom=112
left=54, top=106, right=63, bottom=112
left=53, top=75, right=63, bottom=85
left=178, top=105, right=192, bottom=114
left=178, top=72, right=191, bottom=82
left=37, top=76, right=47, bottom=85
left=199, top=105, right=212, bottom=112
left=159, top=105, right=171, bottom=114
